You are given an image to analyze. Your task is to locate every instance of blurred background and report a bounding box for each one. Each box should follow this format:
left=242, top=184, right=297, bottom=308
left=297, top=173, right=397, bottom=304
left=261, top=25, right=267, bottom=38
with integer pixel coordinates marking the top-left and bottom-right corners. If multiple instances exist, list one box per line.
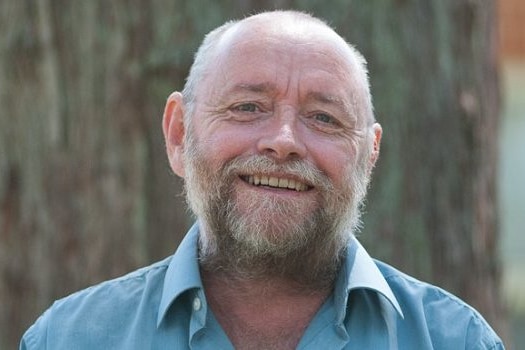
left=499, top=0, right=525, bottom=346
left=0, top=0, right=523, bottom=349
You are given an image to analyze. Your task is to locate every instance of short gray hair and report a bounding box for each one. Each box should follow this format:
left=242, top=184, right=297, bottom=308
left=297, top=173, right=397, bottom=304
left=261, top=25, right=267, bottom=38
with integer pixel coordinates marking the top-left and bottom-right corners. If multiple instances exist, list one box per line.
left=181, top=19, right=237, bottom=123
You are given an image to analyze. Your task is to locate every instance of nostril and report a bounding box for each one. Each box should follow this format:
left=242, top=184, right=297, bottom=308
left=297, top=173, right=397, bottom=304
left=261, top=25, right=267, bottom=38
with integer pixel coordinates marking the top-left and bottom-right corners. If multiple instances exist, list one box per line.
left=257, top=125, right=307, bottom=160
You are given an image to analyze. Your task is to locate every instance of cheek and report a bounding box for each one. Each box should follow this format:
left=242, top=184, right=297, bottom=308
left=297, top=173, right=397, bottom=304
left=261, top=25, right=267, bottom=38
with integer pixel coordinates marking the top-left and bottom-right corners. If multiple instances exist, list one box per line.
left=201, top=130, right=257, bottom=167
left=308, top=141, right=359, bottom=185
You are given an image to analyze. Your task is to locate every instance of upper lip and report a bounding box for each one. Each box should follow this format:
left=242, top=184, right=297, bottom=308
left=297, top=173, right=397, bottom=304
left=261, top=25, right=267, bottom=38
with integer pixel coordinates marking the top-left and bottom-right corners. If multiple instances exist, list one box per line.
left=241, top=174, right=311, bottom=191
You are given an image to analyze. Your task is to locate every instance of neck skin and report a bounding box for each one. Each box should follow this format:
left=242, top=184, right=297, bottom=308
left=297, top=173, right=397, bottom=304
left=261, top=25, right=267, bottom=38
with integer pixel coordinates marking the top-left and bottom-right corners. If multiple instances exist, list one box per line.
left=201, top=269, right=332, bottom=349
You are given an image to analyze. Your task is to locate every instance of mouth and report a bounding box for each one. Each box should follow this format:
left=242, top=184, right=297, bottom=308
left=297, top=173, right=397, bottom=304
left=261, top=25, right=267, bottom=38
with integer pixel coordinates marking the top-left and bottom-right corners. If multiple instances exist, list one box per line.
left=240, top=175, right=312, bottom=192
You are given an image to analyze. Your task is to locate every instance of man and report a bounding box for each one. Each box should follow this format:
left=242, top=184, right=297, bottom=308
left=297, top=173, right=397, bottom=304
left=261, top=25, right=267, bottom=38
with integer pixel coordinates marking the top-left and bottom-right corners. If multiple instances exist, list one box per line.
left=21, top=10, right=504, bottom=349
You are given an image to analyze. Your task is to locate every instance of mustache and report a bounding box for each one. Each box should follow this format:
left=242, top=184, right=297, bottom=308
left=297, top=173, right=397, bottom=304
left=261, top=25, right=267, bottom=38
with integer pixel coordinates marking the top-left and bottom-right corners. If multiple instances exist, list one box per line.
left=221, top=155, right=334, bottom=191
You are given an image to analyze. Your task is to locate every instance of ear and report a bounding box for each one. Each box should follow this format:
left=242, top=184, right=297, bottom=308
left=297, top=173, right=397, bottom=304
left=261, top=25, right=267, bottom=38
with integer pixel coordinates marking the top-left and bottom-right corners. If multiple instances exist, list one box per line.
left=369, top=123, right=382, bottom=168
left=162, top=92, right=186, bottom=177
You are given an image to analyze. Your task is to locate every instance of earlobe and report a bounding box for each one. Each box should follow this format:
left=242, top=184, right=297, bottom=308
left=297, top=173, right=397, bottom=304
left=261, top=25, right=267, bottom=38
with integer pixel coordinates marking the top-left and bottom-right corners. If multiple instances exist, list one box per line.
left=162, top=92, right=186, bottom=177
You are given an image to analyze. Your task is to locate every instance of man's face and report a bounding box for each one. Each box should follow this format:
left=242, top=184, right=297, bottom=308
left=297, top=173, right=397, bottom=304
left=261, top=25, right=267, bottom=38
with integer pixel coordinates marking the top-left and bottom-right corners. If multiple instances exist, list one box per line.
left=169, top=21, right=381, bottom=279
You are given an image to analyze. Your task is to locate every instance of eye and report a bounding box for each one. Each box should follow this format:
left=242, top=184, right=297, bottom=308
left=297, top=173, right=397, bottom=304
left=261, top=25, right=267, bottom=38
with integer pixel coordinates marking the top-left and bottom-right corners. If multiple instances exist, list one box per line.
left=233, top=103, right=259, bottom=113
left=313, top=113, right=336, bottom=124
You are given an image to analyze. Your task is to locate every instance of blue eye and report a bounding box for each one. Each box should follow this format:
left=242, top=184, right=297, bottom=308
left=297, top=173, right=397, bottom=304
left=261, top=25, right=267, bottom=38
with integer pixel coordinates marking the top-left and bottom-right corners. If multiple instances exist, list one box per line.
left=314, top=113, right=334, bottom=124
left=235, top=103, right=258, bottom=112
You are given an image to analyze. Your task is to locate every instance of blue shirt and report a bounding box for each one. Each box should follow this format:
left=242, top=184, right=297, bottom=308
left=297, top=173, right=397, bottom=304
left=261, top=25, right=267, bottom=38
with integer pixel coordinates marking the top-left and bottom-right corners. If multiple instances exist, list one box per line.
left=21, top=223, right=504, bottom=349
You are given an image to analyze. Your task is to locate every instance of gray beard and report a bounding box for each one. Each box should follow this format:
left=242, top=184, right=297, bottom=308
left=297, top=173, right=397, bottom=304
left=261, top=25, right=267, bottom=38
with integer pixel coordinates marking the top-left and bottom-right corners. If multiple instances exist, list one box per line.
left=198, top=185, right=349, bottom=290
left=182, top=131, right=370, bottom=291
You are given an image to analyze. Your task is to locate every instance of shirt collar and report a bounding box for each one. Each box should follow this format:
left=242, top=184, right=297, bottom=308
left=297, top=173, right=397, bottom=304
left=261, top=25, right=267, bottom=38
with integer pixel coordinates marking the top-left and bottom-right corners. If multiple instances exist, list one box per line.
left=157, top=223, right=202, bottom=327
left=157, top=224, right=404, bottom=326
left=333, top=236, right=404, bottom=323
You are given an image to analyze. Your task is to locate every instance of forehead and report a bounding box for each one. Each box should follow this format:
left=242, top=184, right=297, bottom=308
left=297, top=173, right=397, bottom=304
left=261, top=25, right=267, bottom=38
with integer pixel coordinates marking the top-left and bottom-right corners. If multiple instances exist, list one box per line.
left=204, top=21, right=361, bottom=99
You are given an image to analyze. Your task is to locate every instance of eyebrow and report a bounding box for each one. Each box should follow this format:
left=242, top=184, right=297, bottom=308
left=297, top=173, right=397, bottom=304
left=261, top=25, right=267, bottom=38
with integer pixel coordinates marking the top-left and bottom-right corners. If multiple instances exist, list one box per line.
left=306, top=91, right=353, bottom=116
left=231, top=84, right=349, bottom=109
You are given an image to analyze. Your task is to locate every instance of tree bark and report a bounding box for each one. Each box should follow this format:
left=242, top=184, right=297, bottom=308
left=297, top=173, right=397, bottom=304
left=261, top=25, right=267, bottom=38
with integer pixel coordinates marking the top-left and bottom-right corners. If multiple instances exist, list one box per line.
left=0, top=0, right=506, bottom=348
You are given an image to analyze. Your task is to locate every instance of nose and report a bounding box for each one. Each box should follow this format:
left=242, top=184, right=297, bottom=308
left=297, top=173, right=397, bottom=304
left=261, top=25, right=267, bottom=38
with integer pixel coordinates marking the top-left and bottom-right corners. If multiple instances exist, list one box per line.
left=257, top=113, right=307, bottom=161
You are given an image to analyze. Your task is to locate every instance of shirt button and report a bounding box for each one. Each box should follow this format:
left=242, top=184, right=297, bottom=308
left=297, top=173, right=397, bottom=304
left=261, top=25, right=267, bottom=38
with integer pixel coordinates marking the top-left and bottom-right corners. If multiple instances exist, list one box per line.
left=193, top=297, right=202, bottom=311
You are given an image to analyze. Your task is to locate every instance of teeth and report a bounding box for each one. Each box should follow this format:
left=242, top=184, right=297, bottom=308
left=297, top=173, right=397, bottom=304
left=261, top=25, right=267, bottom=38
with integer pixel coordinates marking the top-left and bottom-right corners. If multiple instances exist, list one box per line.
left=245, top=175, right=308, bottom=191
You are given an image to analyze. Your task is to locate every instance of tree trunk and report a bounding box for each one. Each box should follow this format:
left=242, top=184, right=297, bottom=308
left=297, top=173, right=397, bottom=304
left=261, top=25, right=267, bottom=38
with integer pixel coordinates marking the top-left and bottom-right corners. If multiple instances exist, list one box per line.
left=0, top=0, right=204, bottom=346
left=0, top=0, right=506, bottom=348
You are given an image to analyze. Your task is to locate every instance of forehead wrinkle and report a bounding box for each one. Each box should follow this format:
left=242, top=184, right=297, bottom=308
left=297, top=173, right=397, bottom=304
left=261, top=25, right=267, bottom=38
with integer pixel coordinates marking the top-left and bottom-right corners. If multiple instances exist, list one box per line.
left=231, top=82, right=277, bottom=95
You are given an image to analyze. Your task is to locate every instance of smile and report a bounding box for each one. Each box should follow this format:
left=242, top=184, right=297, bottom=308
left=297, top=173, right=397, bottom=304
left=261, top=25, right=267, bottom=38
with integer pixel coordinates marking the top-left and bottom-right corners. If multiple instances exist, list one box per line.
left=242, top=175, right=310, bottom=192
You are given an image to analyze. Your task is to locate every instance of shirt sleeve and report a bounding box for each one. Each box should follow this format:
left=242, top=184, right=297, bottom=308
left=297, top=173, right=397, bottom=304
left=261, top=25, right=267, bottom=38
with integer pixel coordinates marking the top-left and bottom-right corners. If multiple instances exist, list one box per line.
left=465, top=313, right=506, bottom=349
left=19, top=308, right=51, bottom=350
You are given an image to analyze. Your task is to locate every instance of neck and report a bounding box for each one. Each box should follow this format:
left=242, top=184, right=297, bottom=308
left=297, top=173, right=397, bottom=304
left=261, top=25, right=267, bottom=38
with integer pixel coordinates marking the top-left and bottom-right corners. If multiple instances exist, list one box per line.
left=202, top=269, right=333, bottom=300
left=201, top=269, right=332, bottom=349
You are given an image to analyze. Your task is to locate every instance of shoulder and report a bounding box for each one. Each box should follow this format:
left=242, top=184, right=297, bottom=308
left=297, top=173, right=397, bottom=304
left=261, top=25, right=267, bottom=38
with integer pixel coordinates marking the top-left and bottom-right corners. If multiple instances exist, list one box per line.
left=21, top=256, right=173, bottom=349
left=54, top=256, right=172, bottom=311
left=374, top=260, right=504, bottom=349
